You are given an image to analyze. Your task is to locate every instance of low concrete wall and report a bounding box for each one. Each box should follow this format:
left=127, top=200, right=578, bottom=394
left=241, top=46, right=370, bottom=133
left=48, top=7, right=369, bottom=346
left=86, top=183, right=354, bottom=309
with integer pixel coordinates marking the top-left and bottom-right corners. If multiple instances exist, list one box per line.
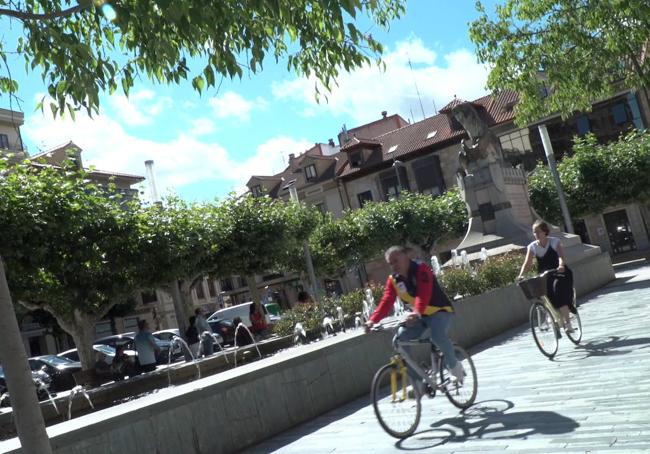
left=0, top=252, right=614, bottom=454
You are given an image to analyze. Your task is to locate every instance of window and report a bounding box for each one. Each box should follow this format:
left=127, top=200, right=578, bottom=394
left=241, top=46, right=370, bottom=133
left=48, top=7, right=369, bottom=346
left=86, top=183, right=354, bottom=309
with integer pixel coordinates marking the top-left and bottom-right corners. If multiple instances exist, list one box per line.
left=207, top=279, right=216, bottom=298
left=220, top=278, right=233, bottom=291
left=305, top=164, right=317, bottom=180
left=412, top=155, right=445, bottom=195
left=380, top=169, right=407, bottom=200
left=251, top=185, right=263, bottom=197
left=499, top=129, right=531, bottom=154
left=123, top=317, right=139, bottom=332
left=349, top=151, right=363, bottom=167
left=612, top=103, right=629, bottom=125
left=576, top=115, right=590, bottom=135
left=141, top=290, right=157, bottom=304
left=193, top=282, right=205, bottom=300
left=357, top=191, right=373, bottom=207
left=426, top=131, right=437, bottom=140
left=0, top=134, right=8, bottom=149
left=387, top=144, right=399, bottom=153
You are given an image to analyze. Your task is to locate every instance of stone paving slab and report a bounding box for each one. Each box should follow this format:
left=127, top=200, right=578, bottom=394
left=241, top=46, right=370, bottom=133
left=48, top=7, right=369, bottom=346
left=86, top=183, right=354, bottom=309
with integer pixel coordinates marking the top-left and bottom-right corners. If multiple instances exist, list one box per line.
left=244, top=264, right=650, bottom=454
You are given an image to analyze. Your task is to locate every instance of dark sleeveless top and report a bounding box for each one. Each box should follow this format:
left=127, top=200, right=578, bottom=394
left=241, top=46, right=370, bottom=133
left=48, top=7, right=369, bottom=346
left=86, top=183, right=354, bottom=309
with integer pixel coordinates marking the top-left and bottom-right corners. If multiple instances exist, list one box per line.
left=536, top=244, right=560, bottom=273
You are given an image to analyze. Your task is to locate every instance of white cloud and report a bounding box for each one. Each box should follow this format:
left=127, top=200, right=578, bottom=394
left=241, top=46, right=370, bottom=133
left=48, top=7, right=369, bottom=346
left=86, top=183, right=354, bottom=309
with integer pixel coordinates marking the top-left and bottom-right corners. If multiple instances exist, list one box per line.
left=109, top=89, right=173, bottom=126
left=22, top=105, right=310, bottom=201
left=189, top=118, right=216, bottom=137
left=272, top=38, right=490, bottom=124
left=208, top=91, right=267, bottom=121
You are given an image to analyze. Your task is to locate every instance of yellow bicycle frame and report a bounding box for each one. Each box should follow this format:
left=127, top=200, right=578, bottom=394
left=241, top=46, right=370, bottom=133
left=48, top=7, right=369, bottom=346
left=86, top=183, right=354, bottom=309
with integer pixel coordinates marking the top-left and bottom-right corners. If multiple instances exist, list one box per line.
left=389, top=354, right=408, bottom=401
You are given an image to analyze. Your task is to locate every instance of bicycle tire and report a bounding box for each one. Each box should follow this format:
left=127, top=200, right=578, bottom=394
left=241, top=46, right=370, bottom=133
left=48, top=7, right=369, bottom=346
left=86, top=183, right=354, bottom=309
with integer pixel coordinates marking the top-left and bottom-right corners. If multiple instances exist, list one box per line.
left=371, top=363, right=421, bottom=439
left=530, top=301, right=558, bottom=359
left=440, top=345, right=477, bottom=409
left=565, top=309, right=583, bottom=344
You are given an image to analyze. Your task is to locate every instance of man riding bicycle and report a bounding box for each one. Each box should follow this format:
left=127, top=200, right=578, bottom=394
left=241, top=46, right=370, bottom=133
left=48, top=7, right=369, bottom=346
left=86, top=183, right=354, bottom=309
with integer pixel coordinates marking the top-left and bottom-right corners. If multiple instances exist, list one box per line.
left=365, top=245, right=465, bottom=387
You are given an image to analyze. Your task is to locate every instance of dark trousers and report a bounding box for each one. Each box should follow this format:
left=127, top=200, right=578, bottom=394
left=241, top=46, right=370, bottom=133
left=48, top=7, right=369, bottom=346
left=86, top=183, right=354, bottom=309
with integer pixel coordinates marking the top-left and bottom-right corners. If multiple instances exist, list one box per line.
left=547, top=268, right=574, bottom=309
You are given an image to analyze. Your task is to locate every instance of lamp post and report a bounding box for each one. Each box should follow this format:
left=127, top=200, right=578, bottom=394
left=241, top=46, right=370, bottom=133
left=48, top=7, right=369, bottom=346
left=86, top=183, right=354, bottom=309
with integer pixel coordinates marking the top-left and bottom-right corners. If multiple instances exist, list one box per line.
left=283, top=180, right=320, bottom=303
left=537, top=124, right=574, bottom=234
left=393, top=159, right=405, bottom=194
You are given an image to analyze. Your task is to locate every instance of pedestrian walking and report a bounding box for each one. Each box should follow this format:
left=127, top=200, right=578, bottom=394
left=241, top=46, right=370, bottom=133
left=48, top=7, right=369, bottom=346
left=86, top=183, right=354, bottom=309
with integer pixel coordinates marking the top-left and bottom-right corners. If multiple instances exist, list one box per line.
left=134, top=319, right=160, bottom=373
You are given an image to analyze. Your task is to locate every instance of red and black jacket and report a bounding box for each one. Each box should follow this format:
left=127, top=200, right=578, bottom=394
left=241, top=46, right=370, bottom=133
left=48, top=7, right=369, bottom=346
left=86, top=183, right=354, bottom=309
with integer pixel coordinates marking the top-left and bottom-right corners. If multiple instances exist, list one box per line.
left=370, top=260, right=453, bottom=323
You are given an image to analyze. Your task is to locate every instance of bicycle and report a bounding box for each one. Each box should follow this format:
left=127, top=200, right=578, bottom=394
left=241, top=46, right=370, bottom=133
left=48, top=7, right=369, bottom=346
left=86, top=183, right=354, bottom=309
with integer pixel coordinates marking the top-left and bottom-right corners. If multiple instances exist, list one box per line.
left=517, top=270, right=583, bottom=359
left=369, top=320, right=478, bottom=439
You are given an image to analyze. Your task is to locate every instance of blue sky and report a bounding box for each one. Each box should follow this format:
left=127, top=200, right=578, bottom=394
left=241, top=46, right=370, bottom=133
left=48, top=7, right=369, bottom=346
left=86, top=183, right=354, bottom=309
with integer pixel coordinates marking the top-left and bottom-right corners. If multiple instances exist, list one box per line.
left=3, top=0, right=498, bottom=201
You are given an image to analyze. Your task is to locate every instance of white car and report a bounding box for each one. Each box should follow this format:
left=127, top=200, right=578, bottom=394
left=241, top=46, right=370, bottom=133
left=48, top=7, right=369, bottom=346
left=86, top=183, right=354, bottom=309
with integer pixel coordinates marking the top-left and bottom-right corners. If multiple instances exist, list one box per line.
left=153, top=328, right=223, bottom=352
left=208, top=301, right=273, bottom=328
left=58, top=344, right=136, bottom=365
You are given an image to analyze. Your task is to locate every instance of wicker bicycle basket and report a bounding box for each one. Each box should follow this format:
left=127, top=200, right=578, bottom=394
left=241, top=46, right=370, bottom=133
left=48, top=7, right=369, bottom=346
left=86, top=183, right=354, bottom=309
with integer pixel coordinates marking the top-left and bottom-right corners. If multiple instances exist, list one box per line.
left=518, top=274, right=548, bottom=300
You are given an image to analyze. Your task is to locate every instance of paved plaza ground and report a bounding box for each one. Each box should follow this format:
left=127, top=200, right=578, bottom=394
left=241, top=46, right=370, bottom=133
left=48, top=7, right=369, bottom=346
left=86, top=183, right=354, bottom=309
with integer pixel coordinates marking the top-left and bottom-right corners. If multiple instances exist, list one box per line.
left=245, top=262, right=650, bottom=453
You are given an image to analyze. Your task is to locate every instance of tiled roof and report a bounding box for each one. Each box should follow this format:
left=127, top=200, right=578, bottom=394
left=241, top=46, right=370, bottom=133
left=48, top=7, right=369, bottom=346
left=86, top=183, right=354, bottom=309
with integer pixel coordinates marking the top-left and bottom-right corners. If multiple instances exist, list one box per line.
left=340, top=90, right=519, bottom=177
left=88, top=169, right=144, bottom=182
left=438, top=97, right=468, bottom=113
left=340, top=137, right=382, bottom=150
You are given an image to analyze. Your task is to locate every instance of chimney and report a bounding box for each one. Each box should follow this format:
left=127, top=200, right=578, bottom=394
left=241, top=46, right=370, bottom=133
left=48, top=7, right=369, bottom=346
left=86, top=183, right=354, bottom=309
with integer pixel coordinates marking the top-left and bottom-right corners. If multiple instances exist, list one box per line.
left=328, top=138, right=335, bottom=147
left=289, top=153, right=295, bottom=161
left=381, top=110, right=388, bottom=119
left=144, top=160, right=161, bottom=203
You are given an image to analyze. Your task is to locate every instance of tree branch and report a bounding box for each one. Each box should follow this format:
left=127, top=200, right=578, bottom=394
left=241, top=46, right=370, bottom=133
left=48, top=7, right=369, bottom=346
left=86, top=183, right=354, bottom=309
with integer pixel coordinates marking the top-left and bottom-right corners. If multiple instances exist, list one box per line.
left=0, top=0, right=92, bottom=21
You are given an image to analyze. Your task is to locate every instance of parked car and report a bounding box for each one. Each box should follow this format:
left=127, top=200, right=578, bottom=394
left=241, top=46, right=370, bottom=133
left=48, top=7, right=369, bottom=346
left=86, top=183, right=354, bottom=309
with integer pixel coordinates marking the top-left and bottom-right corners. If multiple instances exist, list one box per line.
left=207, top=319, right=236, bottom=346
left=0, top=364, right=52, bottom=405
left=28, top=355, right=81, bottom=392
left=153, top=329, right=223, bottom=355
left=208, top=302, right=273, bottom=328
left=94, top=332, right=174, bottom=364
left=58, top=343, right=135, bottom=365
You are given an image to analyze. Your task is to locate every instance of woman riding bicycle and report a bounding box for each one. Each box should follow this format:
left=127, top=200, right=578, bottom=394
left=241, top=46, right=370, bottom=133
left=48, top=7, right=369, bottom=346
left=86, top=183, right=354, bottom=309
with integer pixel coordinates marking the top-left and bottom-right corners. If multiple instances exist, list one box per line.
left=365, top=245, right=465, bottom=386
left=517, top=220, right=576, bottom=331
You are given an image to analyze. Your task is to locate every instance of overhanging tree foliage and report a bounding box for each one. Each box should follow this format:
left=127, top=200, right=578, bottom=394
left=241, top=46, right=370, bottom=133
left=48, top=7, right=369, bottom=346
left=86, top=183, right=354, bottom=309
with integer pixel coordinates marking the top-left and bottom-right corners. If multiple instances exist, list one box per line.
left=528, top=130, right=650, bottom=223
left=470, top=0, right=650, bottom=125
left=0, top=0, right=405, bottom=115
left=309, top=189, right=468, bottom=277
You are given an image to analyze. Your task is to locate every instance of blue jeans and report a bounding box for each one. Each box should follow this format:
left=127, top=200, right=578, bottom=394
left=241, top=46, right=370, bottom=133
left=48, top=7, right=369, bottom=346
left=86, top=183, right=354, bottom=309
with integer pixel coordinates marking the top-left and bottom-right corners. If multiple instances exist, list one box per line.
left=392, top=312, right=457, bottom=380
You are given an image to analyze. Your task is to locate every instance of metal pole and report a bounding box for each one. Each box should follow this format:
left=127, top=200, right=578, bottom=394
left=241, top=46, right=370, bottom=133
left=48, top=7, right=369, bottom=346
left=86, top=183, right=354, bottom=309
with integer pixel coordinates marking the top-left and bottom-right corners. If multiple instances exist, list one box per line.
left=537, top=124, right=574, bottom=234
left=393, top=160, right=404, bottom=194
left=287, top=185, right=320, bottom=300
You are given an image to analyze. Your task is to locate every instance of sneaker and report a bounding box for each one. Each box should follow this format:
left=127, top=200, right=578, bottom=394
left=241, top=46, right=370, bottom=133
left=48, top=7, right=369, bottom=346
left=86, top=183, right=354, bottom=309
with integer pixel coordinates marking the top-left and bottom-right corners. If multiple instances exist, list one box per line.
left=450, top=363, right=466, bottom=385
left=565, top=324, right=575, bottom=334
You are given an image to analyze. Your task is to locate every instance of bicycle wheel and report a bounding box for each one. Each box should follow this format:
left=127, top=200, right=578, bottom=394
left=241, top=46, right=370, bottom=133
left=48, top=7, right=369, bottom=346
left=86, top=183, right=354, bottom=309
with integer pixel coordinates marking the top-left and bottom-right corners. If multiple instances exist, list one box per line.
left=530, top=302, right=559, bottom=359
left=371, top=363, right=421, bottom=439
left=440, top=345, right=477, bottom=409
left=565, top=309, right=582, bottom=344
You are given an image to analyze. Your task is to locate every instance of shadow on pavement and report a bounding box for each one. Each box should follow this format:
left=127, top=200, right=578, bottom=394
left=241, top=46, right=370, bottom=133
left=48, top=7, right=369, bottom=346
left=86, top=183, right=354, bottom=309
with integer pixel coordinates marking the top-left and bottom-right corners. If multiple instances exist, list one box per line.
left=592, top=277, right=650, bottom=297
left=553, top=335, right=650, bottom=362
left=395, top=399, right=579, bottom=451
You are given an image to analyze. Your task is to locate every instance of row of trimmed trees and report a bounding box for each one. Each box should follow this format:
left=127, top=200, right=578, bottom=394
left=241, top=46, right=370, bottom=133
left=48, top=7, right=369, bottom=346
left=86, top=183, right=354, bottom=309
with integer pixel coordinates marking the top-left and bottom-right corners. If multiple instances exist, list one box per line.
left=0, top=156, right=468, bottom=373
left=528, top=130, right=650, bottom=224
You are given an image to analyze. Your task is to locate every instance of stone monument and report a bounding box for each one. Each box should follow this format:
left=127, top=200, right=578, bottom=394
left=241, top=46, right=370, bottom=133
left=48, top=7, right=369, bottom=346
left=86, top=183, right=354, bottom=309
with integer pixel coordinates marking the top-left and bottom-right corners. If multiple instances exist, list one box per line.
left=449, top=101, right=607, bottom=268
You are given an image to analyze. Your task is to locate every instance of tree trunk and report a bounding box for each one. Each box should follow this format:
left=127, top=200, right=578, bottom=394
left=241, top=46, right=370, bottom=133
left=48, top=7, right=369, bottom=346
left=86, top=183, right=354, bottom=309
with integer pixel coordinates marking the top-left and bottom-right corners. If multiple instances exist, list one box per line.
left=0, top=257, right=52, bottom=453
left=246, top=274, right=261, bottom=306
left=170, top=280, right=192, bottom=360
left=55, top=311, right=99, bottom=372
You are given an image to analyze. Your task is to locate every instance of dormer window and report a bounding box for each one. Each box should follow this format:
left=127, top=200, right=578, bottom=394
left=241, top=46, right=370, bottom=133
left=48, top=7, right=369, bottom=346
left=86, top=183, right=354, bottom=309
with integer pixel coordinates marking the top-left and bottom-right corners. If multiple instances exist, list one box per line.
left=350, top=151, right=363, bottom=167
left=251, top=185, right=263, bottom=197
left=305, top=164, right=317, bottom=181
